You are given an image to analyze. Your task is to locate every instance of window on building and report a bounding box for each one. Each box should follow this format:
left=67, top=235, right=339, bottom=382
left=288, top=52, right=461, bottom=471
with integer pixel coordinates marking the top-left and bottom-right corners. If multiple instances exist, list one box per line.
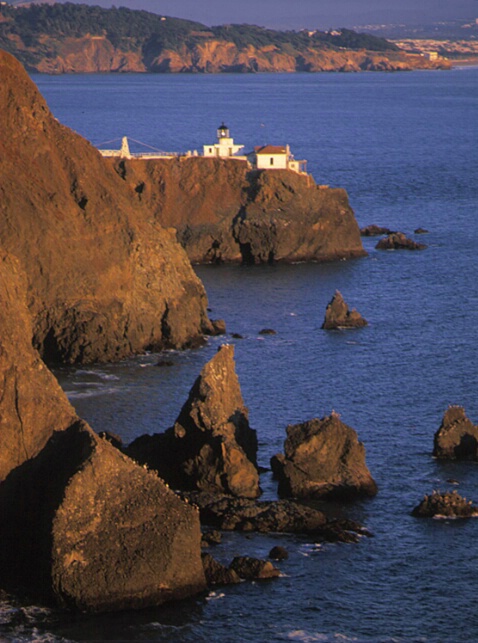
left=209, top=148, right=213, bottom=153
left=270, top=158, right=274, bottom=166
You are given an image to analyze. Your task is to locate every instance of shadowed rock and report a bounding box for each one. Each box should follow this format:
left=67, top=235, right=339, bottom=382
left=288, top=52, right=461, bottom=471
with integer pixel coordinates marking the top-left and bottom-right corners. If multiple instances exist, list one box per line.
left=271, top=414, right=378, bottom=501
left=0, top=50, right=213, bottom=365
left=433, top=406, right=478, bottom=460
left=0, top=422, right=206, bottom=611
left=181, top=491, right=372, bottom=543
left=127, top=345, right=260, bottom=498
left=0, top=252, right=79, bottom=482
left=375, top=232, right=427, bottom=250
left=201, top=553, right=241, bottom=586
left=229, top=557, right=280, bottom=580
left=412, top=490, right=478, bottom=518
left=321, top=290, right=368, bottom=330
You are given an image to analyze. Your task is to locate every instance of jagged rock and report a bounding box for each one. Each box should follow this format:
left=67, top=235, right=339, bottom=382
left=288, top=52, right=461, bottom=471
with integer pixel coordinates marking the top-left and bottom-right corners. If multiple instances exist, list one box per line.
left=0, top=421, right=206, bottom=611
left=433, top=406, right=478, bottom=460
left=0, top=50, right=213, bottom=365
left=272, top=414, right=378, bottom=501
left=321, top=290, right=368, bottom=330
left=113, top=159, right=367, bottom=264
left=210, top=319, right=227, bottom=335
left=127, top=345, right=260, bottom=498
left=181, top=491, right=372, bottom=543
left=201, top=530, right=222, bottom=547
left=229, top=557, right=280, bottom=580
left=97, top=430, right=123, bottom=449
left=269, top=546, right=289, bottom=561
left=0, top=252, right=79, bottom=482
left=360, top=225, right=394, bottom=236
left=201, top=553, right=241, bottom=586
left=412, top=490, right=478, bottom=518
left=375, top=232, right=427, bottom=250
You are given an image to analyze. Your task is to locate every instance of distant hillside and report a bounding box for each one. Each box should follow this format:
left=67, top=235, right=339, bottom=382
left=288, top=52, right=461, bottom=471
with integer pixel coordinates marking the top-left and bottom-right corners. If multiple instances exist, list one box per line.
left=0, top=3, right=450, bottom=73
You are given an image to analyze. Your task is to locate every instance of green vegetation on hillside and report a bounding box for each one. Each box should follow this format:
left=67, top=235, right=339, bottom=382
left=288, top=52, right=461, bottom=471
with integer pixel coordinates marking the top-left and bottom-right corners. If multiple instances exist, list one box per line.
left=0, top=2, right=399, bottom=59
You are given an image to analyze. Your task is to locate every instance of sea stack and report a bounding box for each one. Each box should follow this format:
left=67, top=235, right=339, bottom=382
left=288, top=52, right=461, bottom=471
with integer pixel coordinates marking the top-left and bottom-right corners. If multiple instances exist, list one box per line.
left=321, top=290, right=368, bottom=330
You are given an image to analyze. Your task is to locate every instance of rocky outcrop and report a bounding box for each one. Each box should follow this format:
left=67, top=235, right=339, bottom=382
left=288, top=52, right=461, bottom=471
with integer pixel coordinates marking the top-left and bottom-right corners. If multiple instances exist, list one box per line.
left=229, top=557, right=280, bottom=580
left=375, top=232, right=427, bottom=250
left=321, top=290, right=368, bottom=330
left=112, top=158, right=366, bottom=264
left=201, top=553, right=241, bottom=586
left=0, top=421, right=206, bottom=611
left=412, top=490, right=478, bottom=518
left=0, top=252, right=207, bottom=611
left=127, top=345, right=261, bottom=498
left=433, top=406, right=478, bottom=460
left=271, top=414, right=378, bottom=501
left=182, top=492, right=372, bottom=543
left=0, top=50, right=213, bottom=364
left=0, top=252, right=79, bottom=482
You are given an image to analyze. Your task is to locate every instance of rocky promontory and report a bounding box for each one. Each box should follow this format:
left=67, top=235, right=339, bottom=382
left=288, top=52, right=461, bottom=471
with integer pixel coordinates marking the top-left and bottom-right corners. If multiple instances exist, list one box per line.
left=111, top=158, right=366, bottom=264
left=0, top=49, right=214, bottom=364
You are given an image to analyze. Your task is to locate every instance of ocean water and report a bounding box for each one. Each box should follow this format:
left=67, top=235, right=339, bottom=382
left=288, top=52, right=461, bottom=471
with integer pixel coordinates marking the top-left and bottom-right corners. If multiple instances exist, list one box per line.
left=2, top=68, right=478, bottom=642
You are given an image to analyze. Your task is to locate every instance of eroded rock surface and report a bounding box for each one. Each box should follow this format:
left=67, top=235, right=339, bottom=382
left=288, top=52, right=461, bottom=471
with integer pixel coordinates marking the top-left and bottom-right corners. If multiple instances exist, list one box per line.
left=0, top=422, right=206, bottom=611
left=271, top=414, right=378, bottom=501
left=0, top=50, right=212, bottom=364
left=127, top=345, right=260, bottom=498
left=375, top=232, right=427, bottom=251
left=321, top=290, right=368, bottom=330
left=433, top=406, right=478, bottom=460
left=412, top=490, right=478, bottom=518
left=0, top=252, right=78, bottom=482
left=112, top=159, right=367, bottom=264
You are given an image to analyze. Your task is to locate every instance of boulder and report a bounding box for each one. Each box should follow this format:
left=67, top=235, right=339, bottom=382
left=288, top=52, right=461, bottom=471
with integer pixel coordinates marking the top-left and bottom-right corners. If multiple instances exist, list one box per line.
left=181, top=491, right=372, bottom=543
left=229, top=557, right=280, bottom=580
left=0, top=421, right=206, bottom=611
left=375, top=232, right=427, bottom=250
left=0, top=50, right=213, bottom=364
left=412, top=490, right=478, bottom=518
left=201, top=553, right=241, bottom=586
left=127, top=345, right=261, bottom=498
left=269, top=546, right=289, bottom=561
left=433, top=406, right=478, bottom=460
left=321, top=290, right=368, bottom=330
left=360, top=224, right=394, bottom=236
left=272, top=414, right=378, bottom=501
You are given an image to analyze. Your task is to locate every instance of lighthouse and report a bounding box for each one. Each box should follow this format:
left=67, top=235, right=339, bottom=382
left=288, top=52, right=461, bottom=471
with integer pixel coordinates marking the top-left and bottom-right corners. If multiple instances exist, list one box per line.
left=203, top=123, right=244, bottom=158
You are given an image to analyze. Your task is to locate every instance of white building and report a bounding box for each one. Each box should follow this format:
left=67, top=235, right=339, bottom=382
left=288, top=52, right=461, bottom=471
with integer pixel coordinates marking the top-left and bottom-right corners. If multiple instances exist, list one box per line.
left=253, top=144, right=307, bottom=173
left=203, top=123, right=244, bottom=158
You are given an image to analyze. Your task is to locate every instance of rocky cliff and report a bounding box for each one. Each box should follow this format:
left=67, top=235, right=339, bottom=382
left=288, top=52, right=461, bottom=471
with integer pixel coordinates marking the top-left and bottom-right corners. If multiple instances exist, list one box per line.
left=0, top=49, right=213, bottom=364
left=111, top=158, right=366, bottom=264
left=0, top=4, right=451, bottom=73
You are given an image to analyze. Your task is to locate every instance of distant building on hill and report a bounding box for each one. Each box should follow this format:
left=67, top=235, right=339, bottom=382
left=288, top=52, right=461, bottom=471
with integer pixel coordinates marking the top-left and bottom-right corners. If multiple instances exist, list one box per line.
left=203, top=123, right=245, bottom=158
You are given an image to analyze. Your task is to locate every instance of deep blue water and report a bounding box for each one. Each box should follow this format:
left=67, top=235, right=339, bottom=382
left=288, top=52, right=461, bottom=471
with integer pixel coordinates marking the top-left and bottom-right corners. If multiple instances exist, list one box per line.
left=2, top=68, right=478, bottom=642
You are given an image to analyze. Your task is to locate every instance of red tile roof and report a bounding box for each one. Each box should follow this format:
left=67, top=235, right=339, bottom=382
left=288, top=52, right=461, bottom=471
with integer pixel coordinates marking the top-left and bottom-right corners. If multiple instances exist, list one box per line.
left=254, top=145, right=288, bottom=154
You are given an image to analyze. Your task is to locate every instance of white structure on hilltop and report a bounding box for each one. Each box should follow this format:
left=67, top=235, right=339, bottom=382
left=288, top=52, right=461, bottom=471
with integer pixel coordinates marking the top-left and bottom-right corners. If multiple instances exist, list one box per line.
left=252, top=144, right=307, bottom=174
left=203, top=123, right=245, bottom=158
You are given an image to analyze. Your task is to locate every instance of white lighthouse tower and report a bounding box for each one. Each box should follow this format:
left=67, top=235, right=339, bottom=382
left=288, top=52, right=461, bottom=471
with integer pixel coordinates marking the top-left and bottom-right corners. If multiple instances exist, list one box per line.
left=203, top=123, right=244, bottom=158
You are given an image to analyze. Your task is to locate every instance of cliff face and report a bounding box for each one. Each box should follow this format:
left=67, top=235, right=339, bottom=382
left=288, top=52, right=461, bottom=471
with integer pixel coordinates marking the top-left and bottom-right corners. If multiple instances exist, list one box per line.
left=0, top=50, right=213, bottom=364
left=6, top=37, right=450, bottom=73
left=111, top=157, right=366, bottom=264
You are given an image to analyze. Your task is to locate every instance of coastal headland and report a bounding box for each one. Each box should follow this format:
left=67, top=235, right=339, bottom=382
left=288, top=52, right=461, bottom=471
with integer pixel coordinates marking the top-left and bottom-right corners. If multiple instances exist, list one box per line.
left=0, top=3, right=451, bottom=73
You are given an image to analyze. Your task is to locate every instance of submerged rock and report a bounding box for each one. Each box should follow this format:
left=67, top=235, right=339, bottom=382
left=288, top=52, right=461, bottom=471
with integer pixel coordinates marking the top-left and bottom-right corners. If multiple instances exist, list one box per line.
left=271, top=414, right=378, bottom=501
left=433, top=406, right=478, bottom=460
left=375, top=232, right=427, bottom=250
left=412, top=490, right=478, bottom=518
left=127, top=345, right=261, bottom=498
left=360, top=224, right=394, bottom=236
left=321, top=290, right=368, bottom=330
left=182, top=491, right=372, bottom=543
